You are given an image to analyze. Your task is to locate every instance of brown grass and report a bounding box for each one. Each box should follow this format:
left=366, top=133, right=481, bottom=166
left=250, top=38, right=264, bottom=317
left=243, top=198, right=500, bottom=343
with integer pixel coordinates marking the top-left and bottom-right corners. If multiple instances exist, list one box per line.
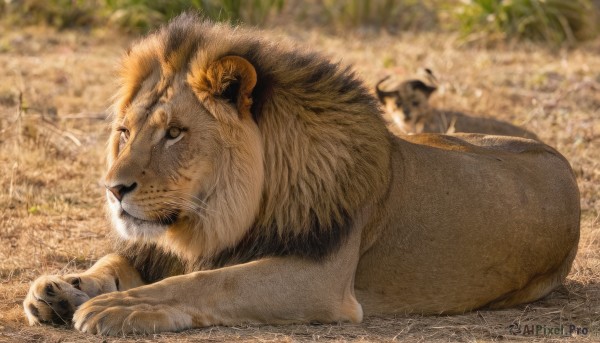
left=0, top=25, right=599, bottom=342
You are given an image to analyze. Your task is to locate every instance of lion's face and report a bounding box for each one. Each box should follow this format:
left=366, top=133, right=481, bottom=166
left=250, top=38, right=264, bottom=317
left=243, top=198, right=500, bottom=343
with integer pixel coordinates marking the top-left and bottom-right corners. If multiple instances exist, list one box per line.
left=105, top=53, right=265, bottom=254
left=105, top=82, right=222, bottom=239
left=377, top=78, right=437, bottom=133
left=397, top=83, right=433, bottom=121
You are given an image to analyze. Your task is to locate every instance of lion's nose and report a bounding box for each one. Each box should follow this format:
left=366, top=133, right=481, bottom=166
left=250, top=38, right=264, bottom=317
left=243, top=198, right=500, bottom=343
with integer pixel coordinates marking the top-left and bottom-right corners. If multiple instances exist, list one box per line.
left=106, top=182, right=137, bottom=202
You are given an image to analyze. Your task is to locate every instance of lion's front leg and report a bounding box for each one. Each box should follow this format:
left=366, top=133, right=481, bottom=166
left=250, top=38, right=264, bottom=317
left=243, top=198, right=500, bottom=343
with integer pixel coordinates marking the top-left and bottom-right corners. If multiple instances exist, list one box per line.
left=73, top=289, right=193, bottom=335
left=73, top=233, right=362, bottom=335
left=24, top=253, right=144, bottom=326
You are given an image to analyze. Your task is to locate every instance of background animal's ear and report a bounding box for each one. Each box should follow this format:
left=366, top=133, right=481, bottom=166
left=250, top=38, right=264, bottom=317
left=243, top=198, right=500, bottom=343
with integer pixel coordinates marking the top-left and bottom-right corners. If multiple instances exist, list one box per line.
left=412, top=80, right=437, bottom=99
left=191, top=55, right=257, bottom=118
left=424, top=68, right=438, bottom=85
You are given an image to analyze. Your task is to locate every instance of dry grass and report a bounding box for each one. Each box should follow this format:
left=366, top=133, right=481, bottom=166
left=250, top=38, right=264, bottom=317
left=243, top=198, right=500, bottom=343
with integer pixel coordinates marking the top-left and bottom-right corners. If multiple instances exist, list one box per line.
left=0, top=25, right=598, bottom=342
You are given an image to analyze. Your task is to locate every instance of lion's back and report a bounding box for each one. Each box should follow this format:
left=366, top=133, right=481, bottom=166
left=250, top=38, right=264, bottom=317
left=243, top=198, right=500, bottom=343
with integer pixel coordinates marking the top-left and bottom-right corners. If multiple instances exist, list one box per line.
left=424, top=111, right=539, bottom=140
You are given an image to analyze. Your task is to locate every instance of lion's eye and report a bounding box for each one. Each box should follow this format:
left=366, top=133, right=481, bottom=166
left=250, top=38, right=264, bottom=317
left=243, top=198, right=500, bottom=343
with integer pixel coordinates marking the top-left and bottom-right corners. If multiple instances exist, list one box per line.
left=166, top=127, right=182, bottom=140
left=117, top=126, right=130, bottom=141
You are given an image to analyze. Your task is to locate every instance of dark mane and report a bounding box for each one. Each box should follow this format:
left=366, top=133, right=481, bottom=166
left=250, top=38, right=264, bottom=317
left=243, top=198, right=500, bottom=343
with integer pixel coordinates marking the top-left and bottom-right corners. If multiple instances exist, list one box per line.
left=114, top=13, right=392, bottom=279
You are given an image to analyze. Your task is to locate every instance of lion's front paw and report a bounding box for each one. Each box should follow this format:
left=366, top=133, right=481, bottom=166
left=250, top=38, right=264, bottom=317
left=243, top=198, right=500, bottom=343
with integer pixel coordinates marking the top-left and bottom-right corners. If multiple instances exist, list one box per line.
left=23, top=275, right=90, bottom=326
left=73, top=291, right=193, bottom=335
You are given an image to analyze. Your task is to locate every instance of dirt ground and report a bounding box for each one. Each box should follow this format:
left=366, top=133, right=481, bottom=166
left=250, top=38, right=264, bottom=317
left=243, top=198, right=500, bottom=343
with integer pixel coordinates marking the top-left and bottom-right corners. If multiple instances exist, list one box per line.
left=0, top=25, right=598, bottom=342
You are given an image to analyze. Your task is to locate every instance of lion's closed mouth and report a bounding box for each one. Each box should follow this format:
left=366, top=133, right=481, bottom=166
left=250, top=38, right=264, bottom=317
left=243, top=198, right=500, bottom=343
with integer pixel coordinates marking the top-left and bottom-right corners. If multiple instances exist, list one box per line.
left=120, top=209, right=179, bottom=226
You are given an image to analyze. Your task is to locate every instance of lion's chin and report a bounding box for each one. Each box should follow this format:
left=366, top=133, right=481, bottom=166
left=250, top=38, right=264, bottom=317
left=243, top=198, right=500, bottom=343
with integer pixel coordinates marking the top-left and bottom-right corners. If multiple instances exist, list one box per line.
left=108, top=202, right=177, bottom=241
left=111, top=210, right=170, bottom=240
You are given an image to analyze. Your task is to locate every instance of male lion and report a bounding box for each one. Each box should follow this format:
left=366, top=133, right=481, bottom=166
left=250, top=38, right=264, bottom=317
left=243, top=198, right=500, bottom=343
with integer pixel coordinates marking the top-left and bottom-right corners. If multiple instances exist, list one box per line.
left=375, top=75, right=540, bottom=140
left=24, top=14, right=579, bottom=335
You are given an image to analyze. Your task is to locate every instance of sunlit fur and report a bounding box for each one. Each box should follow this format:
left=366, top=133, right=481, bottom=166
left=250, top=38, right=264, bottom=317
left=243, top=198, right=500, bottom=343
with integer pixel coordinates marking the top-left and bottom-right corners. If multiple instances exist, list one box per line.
left=24, top=15, right=580, bottom=334
left=106, top=14, right=390, bottom=265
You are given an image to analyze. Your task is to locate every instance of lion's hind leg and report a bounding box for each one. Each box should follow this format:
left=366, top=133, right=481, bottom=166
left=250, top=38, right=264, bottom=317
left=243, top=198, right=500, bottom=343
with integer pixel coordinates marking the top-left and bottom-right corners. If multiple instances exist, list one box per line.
left=485, top=245, right=577, bottom=309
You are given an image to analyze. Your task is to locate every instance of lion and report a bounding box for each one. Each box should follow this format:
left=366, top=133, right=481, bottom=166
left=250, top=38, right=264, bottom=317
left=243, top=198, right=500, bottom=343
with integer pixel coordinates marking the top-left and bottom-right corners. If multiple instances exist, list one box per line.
left=375, top=75, right=540, bottom=140
left=23, top=14, right=579, bottom=335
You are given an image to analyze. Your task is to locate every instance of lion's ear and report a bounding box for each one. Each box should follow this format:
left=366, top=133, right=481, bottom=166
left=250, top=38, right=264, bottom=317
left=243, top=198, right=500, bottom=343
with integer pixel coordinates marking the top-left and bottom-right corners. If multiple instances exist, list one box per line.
left=191, top=55, right=257, bottom=119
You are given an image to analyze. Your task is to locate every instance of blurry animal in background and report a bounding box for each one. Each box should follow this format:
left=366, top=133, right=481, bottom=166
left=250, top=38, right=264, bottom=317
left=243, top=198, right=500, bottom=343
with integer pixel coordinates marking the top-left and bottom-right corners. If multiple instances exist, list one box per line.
left=375, top=75, right=436, bottom=135
left=375, top=73, right=539, bottom=140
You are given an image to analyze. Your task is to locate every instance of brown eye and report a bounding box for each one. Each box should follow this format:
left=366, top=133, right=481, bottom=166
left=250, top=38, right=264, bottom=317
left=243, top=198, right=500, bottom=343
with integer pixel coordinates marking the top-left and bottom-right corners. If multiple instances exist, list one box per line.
left=166, top=127, right=182, bottom=140
left=117, top=126, right=130, bottom=141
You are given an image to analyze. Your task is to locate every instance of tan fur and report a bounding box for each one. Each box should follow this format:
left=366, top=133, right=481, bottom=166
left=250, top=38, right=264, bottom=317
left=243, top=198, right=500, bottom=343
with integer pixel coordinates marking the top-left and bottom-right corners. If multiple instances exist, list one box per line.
left=189, top=55, right=257, bottom=119
left=24, top=15, right=578, bottom=335
left=375, top=76, right=540, bottom=140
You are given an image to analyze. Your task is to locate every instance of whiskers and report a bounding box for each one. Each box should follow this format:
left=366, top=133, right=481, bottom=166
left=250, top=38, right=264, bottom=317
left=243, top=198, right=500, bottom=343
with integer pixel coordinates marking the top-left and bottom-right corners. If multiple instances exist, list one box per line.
left=122, top=184, right=219, bottom=226
left=160, top=191, right=217, bottom=220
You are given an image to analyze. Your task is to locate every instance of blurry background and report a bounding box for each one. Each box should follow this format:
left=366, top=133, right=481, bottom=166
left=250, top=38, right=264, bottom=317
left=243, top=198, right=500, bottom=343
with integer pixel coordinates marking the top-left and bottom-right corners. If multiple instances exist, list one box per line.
left=0, top=1, right=599, bottom=342
left=1, top=0, right=598, bottom=44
